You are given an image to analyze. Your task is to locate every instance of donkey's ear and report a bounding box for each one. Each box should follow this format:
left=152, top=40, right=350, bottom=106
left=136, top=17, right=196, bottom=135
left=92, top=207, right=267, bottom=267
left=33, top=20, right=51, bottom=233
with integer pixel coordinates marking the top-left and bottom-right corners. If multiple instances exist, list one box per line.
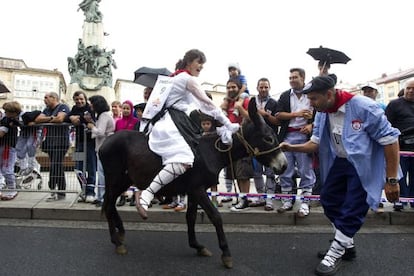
left=248, top=97, right=260, bottom=125
left=248, top=96, right=268, bottom=130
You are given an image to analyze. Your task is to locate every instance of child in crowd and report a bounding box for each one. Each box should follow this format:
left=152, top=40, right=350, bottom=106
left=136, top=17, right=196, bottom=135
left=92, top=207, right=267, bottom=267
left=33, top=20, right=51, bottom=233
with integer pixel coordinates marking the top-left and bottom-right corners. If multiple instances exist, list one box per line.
left=0, top=101, right=22, bottom=200
left=133, top=103, right=146, bottom=132
left=16, top=110, right=42, bottom=177
left=221, top=62, right=250, bottom=116
left=200, top=113, right=222, bottom=208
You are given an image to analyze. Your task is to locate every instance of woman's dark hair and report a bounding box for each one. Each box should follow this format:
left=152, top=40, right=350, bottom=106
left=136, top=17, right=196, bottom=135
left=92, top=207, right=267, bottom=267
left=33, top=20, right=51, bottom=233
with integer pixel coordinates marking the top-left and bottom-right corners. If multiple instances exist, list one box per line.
left=89, top=95, right=110, bottom=117
left=175, top=49, right=206, bottom=70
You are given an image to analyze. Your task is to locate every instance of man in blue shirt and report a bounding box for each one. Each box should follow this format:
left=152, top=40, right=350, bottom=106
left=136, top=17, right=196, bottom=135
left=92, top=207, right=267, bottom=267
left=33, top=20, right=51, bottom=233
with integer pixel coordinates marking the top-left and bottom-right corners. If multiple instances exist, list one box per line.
left=280, top=75, right=401, bottom=276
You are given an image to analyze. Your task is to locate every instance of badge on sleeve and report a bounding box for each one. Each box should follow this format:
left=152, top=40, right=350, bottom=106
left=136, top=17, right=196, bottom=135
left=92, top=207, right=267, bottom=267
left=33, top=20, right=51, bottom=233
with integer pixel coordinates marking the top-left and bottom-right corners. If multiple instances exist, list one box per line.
left=351, top=119, right=362, bottom=131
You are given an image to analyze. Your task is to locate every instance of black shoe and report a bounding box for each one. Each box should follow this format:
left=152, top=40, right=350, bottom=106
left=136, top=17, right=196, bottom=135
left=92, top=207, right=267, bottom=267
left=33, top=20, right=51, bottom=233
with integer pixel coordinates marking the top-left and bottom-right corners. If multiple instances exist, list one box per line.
left=129, top=196, right=136, bottom=206
left=317, top=246, right=356, bottom=261
left=230, top=198, right=250, bottom=212
left=393, top=202, right=404, bottom=211
left=117, top=195, right=126, bottom=206
left=158, top=196, right=173, bottom=205
left=95, top=201, right=103, bottom=207
left=315, top=258, right=342, bottom=276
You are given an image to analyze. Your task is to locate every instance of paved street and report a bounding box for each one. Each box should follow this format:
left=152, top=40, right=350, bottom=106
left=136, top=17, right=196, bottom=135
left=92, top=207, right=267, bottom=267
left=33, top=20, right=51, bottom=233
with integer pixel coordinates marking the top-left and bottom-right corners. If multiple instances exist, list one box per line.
left=0, top=220, right=413, bottom=276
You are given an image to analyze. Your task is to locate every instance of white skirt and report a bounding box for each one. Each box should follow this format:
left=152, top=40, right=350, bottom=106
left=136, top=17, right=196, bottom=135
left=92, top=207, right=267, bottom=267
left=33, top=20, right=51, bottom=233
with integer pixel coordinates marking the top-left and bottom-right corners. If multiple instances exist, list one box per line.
left=148, top=111, right=194, bottom=165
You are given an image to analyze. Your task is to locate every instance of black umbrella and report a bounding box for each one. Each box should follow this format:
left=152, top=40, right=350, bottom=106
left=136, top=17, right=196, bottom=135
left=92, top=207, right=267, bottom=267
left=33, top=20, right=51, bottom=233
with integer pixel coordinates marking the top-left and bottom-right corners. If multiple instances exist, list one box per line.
left=306, top=46, right=351, bottom=65
left=133, top=67, right=172, bottom=88
left=0, top=80, right=10, bottom=93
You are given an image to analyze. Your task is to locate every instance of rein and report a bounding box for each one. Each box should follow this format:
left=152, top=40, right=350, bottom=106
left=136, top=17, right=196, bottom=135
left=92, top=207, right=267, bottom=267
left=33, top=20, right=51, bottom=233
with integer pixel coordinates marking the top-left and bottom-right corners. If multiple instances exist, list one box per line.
left=213, top=126, right=281, bottom=157
left=235, top=126, right=281, bottom=157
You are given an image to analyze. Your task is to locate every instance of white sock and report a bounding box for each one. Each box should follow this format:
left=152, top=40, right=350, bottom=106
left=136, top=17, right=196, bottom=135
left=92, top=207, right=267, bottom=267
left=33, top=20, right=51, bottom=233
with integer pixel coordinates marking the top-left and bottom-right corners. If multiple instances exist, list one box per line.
left=140, top=163, right=187, bottom=210
left=321, top=229, right=353, bottom=267
left=335, top=229, right=354, bottom=248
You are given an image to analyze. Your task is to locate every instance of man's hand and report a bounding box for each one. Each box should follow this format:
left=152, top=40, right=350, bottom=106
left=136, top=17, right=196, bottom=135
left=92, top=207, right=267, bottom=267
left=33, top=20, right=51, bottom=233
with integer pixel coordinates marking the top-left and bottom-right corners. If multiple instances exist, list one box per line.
left=384, top=182, right=400, bottom=203
left=69, top=115, right=81, bottom=125
left=279, top=142, right=292, bottom=152
left=300, top=124, right=313, bottom=135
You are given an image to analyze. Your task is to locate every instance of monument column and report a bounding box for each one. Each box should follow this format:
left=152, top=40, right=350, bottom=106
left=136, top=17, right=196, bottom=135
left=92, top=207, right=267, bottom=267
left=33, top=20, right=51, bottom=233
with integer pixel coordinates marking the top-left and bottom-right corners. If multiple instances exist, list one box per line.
left=67, top=0, right=116, bottom=105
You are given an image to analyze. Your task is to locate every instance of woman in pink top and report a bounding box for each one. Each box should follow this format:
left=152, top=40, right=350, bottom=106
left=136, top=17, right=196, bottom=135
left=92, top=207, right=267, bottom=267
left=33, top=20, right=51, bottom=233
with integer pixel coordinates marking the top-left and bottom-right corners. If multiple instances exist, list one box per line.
left=115, top=100, right=139, bottom=206
left=115, top=100, right=139, bottom=131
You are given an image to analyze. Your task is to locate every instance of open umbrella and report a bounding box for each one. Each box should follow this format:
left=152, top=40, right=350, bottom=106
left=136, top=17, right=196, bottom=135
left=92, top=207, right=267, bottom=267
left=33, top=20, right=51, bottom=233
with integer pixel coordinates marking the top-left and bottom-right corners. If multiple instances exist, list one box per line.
left=306, top=46, right=351, bottom=65
left=133, top=67, right=172, bottom=88
left=0, top=80, right=10, bottom=93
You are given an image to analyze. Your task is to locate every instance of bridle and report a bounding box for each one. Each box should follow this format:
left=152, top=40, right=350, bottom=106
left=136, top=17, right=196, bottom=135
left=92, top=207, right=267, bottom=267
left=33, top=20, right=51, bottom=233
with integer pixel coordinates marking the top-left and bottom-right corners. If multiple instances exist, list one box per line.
left=214, top=126, right=281, bottom=157
left=213, top=125, right=281, bottom=197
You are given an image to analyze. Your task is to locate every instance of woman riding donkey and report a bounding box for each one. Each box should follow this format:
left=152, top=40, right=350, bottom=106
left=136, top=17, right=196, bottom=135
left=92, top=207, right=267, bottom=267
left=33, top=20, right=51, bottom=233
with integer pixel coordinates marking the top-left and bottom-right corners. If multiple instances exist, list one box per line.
left=136, top=49, right=240, bottom=219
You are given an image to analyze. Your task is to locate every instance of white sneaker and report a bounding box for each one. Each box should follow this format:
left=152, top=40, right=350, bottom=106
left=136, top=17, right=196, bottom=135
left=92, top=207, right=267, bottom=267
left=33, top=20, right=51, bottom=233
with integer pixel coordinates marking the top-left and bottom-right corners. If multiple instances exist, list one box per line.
left=297, top=202, right=310, bottom=217
left=230, top=198, right=250, bottom=212
left=277, top=200, right=293, bottom=213
left=1, top=191, right=18, bottom=200
left=85, top=195, right=95, bottom=203
left=46, top=193, right=57, bottom=202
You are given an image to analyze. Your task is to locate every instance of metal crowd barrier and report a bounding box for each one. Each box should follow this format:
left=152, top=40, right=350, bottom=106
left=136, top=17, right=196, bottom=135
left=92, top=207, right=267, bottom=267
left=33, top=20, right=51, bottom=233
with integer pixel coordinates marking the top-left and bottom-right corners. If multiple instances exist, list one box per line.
left=10, top=123, right=88, bottom=195
left=206, top=151, right=414, bottom=204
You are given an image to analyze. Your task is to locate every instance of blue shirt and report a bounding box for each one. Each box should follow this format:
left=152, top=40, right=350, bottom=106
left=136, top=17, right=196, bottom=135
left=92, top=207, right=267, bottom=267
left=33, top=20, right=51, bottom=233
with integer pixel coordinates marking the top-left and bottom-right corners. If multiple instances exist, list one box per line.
left=311, top=95, right=401, bottom=210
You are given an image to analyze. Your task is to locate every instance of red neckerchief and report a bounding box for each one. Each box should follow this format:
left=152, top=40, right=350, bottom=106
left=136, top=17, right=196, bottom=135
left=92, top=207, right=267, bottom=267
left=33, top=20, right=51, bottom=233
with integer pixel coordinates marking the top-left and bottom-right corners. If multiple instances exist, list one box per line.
left=169, top=69, right=191, bottom=77
left=325, top=90, right=354, bottom=113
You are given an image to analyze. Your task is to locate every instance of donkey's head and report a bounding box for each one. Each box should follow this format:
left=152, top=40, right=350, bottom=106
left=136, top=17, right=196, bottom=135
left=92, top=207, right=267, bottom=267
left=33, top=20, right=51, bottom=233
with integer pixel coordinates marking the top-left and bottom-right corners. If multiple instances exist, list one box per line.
left=237, top=97, right=287, bottom=174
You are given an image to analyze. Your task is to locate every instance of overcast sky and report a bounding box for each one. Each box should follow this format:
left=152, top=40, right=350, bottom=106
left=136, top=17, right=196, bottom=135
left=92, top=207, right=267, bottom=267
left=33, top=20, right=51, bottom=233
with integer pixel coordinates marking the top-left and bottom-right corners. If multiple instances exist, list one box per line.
left=1, top=0, right=413, bottom=95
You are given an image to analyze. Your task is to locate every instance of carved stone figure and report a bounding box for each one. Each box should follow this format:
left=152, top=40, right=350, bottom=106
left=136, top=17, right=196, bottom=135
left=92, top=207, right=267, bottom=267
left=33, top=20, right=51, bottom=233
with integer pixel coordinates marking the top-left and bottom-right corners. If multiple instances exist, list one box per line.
left=69, top=1, right=116, bottom=90
left=68, top=44, right=116, bottom=89
left=78, top=0, right=103, bottom=23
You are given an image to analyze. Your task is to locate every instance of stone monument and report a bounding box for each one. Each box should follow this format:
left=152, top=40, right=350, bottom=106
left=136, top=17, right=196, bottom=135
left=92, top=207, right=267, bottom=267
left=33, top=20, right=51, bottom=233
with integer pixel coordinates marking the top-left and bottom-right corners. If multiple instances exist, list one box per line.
left=67, top=0, right=116, bottom=104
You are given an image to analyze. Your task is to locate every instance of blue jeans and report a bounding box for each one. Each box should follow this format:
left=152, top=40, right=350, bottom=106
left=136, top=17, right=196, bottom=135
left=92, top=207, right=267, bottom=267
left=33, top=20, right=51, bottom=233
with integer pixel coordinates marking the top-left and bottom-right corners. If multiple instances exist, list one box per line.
left=280, top=132, right=315, bottom=193
left=0, top=146, right=16, bottom=189
left=75, top=140, right=97, bottom=196
left=253, top=158, right=277, bottom=194
left=399, top=156, right=414, bottom=202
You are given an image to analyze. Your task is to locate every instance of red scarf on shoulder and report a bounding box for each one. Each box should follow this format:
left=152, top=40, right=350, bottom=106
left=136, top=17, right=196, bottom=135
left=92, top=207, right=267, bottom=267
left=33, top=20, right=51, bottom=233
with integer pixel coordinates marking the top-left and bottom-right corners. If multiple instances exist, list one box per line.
left=325, top=90, right=354, bottom=113
left=170, top=69, right=191, bottom=77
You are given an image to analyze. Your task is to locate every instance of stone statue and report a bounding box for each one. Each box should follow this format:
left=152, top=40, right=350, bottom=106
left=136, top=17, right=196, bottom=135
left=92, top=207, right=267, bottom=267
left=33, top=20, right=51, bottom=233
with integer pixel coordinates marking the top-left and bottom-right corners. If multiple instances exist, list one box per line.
left=68, top=1, right=116, bottom=90
left=78, top=0, right=103, bottom=23
left=68, top=44, right=116, bottom=89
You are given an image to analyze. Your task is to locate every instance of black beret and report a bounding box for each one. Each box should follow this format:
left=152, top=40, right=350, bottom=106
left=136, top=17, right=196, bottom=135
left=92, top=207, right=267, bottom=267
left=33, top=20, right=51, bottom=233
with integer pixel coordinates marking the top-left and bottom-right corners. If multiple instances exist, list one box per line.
left=302, top=75, right=336, bottom=94
left=134, top=103, right=146, bottom=111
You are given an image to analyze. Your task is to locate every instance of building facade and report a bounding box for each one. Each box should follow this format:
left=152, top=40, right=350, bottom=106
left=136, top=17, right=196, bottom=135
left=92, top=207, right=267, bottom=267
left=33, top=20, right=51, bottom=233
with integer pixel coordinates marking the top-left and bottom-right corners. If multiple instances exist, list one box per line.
left=0, top=57, right=67, bottom=111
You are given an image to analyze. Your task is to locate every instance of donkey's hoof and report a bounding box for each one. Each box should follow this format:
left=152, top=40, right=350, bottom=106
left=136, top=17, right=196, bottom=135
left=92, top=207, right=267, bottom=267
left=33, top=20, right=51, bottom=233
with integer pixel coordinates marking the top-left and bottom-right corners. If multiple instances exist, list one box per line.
left=197, top=247, right=213, bottom=257
left=222, top=255, right=233, bottom=269
left=116, top=244, right=127, bottom=255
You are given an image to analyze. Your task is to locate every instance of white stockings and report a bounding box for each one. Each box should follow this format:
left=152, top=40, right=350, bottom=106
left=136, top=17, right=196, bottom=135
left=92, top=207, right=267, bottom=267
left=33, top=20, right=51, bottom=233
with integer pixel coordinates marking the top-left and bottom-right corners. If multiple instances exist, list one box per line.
left=139, top=163, right=187, bottom=211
